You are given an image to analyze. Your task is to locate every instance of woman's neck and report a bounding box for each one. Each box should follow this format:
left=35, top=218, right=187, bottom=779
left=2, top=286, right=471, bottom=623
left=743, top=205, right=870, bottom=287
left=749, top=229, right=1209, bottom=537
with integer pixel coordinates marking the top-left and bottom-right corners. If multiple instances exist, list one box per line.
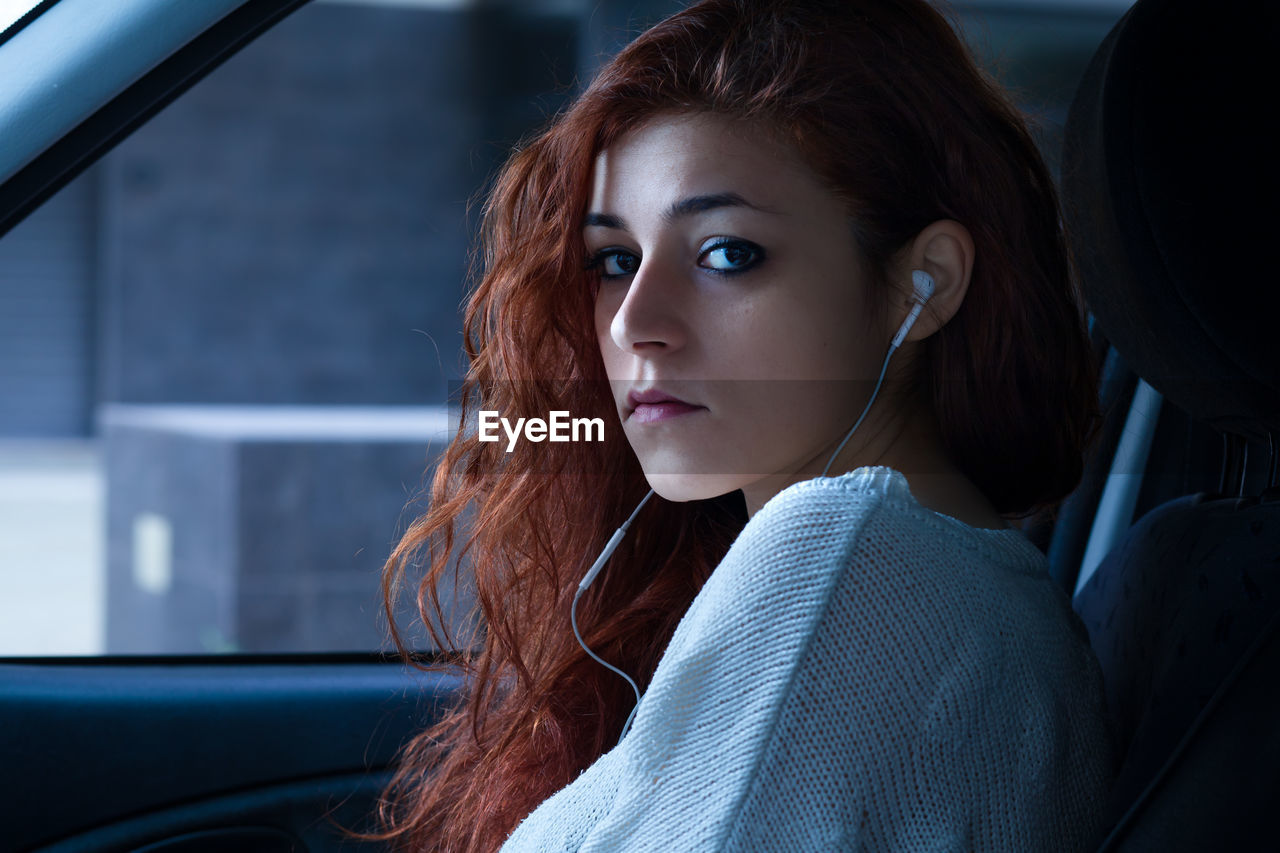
left=741, top=400, right=1008, bottom=531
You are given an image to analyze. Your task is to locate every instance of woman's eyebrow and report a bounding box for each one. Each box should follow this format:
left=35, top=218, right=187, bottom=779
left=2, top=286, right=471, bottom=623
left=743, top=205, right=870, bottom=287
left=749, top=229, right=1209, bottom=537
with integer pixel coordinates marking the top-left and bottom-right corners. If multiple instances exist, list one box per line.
left=582, top=191, right=779, bottom=231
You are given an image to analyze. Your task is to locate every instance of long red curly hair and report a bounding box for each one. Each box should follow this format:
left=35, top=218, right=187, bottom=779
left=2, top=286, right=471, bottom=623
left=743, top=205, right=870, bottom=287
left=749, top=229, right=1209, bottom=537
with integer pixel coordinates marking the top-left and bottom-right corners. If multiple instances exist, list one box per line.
left=367, top=1, right=1102, bottom=850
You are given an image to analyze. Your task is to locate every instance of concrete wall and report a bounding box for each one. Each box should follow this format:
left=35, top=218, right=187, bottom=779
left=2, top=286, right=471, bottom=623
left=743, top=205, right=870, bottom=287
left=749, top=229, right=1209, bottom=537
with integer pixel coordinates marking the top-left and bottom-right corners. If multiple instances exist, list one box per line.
left=98, top=2, right=579, bottom=408
left=102, top=406, right=461, bottom=653
left=0, top=166, right=97, bottom=436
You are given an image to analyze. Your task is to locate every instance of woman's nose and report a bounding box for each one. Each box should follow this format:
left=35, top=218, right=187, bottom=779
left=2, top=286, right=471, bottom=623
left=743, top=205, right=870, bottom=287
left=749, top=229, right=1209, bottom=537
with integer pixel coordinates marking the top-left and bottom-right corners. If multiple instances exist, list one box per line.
left=607, top=257, right=687, bottom=354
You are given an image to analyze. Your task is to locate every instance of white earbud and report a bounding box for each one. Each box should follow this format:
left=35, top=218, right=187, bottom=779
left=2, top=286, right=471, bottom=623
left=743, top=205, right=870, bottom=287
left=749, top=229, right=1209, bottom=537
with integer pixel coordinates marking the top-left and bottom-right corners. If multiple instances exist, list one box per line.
left=891, top=269, right=935, bottom=349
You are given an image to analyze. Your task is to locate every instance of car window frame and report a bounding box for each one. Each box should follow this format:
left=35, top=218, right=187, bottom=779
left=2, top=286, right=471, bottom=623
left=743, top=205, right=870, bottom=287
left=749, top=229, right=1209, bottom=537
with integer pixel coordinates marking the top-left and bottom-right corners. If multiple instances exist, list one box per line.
left=0, top=0, right=309, bottom=239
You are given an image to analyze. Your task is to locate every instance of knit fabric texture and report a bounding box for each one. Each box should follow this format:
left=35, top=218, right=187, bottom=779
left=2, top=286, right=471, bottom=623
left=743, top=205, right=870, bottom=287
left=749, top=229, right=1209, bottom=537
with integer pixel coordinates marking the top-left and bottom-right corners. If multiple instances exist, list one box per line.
left=499, top=466, right=1117, bottom=852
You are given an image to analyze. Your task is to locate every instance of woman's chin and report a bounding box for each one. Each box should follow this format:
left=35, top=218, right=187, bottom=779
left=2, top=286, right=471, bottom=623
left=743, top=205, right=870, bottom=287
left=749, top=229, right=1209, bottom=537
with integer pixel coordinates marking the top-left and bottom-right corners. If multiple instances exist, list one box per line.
left=643, top=472, right=747, bottom=503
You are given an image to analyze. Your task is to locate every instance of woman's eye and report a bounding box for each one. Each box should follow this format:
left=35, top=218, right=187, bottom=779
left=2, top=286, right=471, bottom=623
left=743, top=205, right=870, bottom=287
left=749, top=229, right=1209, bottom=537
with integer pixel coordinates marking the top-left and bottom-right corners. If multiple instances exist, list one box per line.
left=699, top=239, right=763, bottom=274
left=590, top=249, right=640, bottom=279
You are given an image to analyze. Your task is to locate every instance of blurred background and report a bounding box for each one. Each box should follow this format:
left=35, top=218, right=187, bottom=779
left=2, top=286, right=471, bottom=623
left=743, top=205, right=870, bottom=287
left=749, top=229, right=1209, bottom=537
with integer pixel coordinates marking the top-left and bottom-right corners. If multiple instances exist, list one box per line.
left=0, top=0, right=1134, bottom=655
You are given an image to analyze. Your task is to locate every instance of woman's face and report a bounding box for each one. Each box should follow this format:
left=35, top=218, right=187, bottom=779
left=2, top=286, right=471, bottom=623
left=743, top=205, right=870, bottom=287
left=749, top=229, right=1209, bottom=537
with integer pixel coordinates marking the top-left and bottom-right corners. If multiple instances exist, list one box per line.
left=588, top=111, right=897, bottom=514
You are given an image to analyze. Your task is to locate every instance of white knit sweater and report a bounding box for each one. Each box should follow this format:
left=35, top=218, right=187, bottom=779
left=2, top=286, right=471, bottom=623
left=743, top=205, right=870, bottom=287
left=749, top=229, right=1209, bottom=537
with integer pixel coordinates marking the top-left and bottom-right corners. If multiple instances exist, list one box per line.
left=499, top=466, right=1117, bottom=852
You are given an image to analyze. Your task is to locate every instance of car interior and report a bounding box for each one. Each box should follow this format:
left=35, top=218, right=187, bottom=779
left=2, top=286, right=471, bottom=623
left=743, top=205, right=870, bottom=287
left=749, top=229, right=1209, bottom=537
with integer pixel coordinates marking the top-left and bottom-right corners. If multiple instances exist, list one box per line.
left=1, top=0, right=1277, bottom=850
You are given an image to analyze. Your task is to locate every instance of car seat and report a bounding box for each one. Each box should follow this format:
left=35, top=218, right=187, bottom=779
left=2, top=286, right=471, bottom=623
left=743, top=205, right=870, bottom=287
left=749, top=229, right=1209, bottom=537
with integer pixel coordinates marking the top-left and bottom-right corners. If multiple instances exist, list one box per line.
left=1054, top=0, right=1280, bottom=849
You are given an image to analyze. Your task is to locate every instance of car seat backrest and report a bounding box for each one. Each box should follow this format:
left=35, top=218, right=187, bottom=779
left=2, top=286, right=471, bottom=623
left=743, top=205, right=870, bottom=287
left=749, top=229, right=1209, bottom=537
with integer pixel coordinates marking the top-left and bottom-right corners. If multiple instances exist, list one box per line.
left=1073, top=493, right=1280, bottom=847
left=1059, top=0, right=1280, bottom=849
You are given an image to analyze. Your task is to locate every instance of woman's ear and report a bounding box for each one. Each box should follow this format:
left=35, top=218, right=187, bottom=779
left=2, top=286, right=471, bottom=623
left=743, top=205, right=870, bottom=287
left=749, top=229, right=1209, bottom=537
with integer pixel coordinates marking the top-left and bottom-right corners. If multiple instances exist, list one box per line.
left=893, top=219, right=975, bottom=343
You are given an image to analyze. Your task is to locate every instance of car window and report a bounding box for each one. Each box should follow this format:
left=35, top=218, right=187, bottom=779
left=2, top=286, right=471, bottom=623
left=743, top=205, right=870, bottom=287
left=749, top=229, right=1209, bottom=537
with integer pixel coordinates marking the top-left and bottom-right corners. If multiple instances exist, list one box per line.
left=0, top=0, right=1133, bottom=657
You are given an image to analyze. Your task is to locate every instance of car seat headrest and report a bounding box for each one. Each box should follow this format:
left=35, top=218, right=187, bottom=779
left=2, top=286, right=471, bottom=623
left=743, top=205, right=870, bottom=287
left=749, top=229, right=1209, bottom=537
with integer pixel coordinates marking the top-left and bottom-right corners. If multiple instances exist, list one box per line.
left=1061, top=0, right=1280, bottom=444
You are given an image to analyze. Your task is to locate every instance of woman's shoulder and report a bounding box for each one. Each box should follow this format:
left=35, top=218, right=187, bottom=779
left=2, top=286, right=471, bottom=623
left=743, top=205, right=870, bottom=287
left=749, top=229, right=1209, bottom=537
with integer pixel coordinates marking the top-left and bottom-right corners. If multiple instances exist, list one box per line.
left=741, top=465, right=1048, bottom=583
left=722, top=465, right=1083, bottom=663
left=670, top=467, right=1050, bottom=670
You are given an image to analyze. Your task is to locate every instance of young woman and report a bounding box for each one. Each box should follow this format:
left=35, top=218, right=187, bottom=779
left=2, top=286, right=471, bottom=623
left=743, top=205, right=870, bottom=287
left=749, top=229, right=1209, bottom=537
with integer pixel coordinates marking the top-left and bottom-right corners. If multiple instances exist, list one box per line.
left=369, top=1, right=1116, bottom=850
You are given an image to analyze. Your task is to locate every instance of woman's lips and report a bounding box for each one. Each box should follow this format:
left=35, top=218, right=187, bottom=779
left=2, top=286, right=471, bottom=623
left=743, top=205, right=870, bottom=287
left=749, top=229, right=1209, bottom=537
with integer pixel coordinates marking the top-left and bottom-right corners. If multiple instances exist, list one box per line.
left=630, top=401, right=705, bottom=424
